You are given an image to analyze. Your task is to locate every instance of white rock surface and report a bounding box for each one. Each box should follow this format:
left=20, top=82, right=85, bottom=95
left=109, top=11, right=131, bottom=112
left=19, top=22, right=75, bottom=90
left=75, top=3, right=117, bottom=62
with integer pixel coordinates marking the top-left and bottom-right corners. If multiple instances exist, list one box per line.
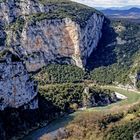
left=0, top=0, right=104, bottom=71
left=115, top=92, right=127, bottom=100
left=0, top=54, right=38, bottom=110
left=20, top=15, right=104, bottom=70
left=0, top=0, right=104, bottom=110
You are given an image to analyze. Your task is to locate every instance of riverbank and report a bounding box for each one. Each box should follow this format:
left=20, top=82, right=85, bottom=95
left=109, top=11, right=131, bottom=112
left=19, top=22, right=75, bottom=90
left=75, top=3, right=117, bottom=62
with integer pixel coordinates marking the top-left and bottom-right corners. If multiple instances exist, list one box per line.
left=22, top=113, right=78, bottom=140
left=21, top=86, right=140, bottom=140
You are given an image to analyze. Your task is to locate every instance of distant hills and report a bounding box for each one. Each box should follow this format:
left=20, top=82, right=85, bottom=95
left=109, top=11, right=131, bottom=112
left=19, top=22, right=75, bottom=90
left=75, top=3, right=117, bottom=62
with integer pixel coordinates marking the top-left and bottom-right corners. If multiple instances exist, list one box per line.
left=101, top=7, right=140, bottom=18
left=96, top=5, right=140, bottom=10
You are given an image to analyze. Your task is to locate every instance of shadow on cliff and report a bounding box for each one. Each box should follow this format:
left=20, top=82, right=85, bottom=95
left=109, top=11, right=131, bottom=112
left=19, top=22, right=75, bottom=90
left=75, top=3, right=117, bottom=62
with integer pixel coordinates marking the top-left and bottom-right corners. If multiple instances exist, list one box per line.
left=0, top=95, right=75, bottom=140
left=86, top=18, right=118, bottom=71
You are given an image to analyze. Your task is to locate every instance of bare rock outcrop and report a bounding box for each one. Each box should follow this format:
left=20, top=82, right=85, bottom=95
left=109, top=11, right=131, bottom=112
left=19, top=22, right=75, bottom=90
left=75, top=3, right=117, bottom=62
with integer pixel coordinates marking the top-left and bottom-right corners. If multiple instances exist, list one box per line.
left=0, top=0, right=104, bottom=71
left=0, top=0, right=104, bottom=109
left=0, top=53, right=38, bottom=110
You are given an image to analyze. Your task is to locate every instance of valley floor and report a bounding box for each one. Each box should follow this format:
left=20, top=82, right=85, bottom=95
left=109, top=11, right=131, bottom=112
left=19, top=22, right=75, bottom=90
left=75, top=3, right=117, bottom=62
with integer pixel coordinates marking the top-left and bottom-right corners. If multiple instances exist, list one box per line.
left=22, top=86, right=140, bottom=140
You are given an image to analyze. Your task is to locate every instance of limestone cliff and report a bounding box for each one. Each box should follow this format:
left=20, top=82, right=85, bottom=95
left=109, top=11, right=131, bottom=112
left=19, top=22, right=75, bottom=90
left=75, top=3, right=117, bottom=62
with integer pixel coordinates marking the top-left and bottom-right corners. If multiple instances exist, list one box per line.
left=0, top=0, right=104, bottom=110
left=0, top=0, right=104, bottom=71
left=22, top=14, right=103, bottom=71
left=83, top=87, right=118, bottom=108
left=0, top=53, right=38, bottom=110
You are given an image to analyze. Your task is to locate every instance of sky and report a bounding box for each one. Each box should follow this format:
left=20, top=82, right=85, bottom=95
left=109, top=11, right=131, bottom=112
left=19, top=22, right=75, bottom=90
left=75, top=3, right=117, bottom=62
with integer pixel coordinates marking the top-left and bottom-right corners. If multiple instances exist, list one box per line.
left=71, top=0, right=140, bottom=8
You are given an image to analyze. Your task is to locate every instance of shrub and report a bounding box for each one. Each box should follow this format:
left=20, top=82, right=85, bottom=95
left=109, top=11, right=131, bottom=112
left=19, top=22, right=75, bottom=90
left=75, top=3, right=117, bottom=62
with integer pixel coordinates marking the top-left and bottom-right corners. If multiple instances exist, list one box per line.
left=35, top=64, right=86, bottom=85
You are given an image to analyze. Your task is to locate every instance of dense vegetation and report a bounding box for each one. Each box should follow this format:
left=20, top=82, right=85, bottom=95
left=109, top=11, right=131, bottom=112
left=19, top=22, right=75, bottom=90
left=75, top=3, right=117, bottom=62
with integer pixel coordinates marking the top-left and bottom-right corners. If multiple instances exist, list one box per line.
left=34, top=19, right=140, bottom=88
left=34, top=18, right=140, bottom=140
left=0, top=83, right=117, bottom=139
left=1, top=1, right=140, bottom=138
left=36, top=0, right=102, bottom=27
left=65, top=103, right=140, bottom=140
left=39, top=84, right=84, bottom=112
left=30, top=18, right=140, bottom=140
left=35, top=64, right=86, bottom=85
left=87, top=19, right=140, bottom=86
left=39, top=84, right=116, bottom=112
left=10, top=0, right=100, bottom=28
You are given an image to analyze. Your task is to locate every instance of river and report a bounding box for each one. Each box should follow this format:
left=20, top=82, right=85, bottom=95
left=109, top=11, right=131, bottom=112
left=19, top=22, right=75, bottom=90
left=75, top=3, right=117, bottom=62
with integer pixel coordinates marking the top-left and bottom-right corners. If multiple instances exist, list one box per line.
left=22, top=86, right=133, bottom=140
left=22, top=113, right=76, bottom=140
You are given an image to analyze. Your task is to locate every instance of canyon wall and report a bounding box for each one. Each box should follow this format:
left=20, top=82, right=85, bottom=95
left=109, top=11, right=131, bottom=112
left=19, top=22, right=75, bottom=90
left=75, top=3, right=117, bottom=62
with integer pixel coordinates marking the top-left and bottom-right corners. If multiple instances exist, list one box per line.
left=21, top=14, right=104, bottom=71
left=0, top=0, right=104, bottom=110
left=0, top=0, right=104, bottom=71
left=0, top=54, right=38, bottom=110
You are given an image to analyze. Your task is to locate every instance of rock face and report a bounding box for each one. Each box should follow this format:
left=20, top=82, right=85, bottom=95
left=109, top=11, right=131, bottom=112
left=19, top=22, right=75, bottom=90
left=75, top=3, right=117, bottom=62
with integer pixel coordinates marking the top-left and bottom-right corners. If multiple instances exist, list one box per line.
left=22, top=14, right=103, bottom=71
left=0, top=0, right=104, bottom=109
left=0, top=53, right=38, bottom=110
left=83, top=87, right=118, bottom=108
left=0, top=1, right=105, bottom=139
left=0, top=0, right=104, bottom=71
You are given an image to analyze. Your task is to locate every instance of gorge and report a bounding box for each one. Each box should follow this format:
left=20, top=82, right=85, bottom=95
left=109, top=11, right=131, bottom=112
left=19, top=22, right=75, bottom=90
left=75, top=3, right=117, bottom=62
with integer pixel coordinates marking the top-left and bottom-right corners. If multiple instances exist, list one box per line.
left=0, top=0, right=140, bottom=140
left=0, top=0, right=106, bottom=139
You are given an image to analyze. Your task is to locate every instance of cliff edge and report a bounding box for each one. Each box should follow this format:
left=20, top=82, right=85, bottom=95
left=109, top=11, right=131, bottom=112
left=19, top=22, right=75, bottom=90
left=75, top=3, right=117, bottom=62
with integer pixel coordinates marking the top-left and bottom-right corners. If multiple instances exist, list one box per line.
left=0, top=0, right=104, bottom=71
left=0, top=0, right=104, bottom=110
